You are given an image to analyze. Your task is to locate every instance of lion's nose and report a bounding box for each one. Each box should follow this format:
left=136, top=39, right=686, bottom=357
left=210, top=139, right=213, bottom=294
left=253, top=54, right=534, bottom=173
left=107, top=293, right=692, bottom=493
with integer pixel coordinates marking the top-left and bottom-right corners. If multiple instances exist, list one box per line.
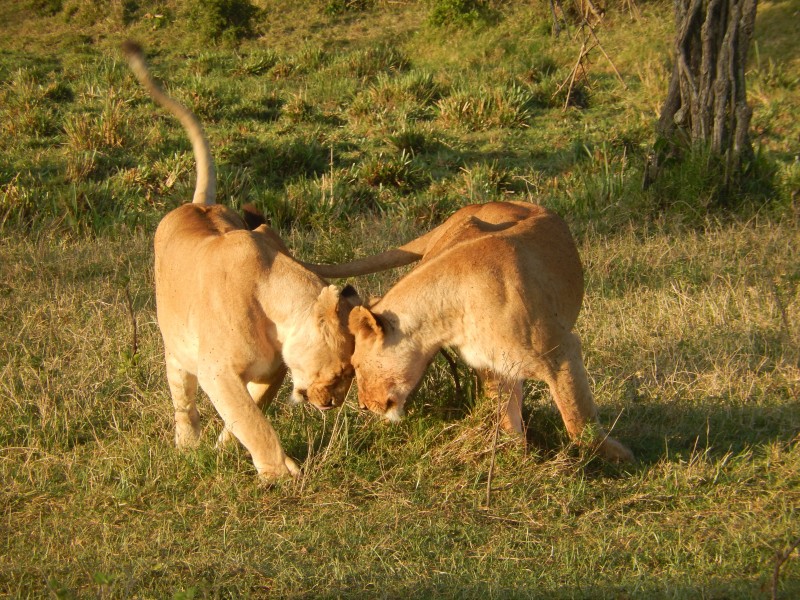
left=298, top=389, right=308, bottom=402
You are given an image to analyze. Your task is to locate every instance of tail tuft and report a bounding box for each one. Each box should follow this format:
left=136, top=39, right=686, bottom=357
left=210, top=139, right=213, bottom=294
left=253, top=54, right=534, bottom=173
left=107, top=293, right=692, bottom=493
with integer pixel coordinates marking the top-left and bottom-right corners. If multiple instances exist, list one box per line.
left=121, top=40, right=143, bottom=59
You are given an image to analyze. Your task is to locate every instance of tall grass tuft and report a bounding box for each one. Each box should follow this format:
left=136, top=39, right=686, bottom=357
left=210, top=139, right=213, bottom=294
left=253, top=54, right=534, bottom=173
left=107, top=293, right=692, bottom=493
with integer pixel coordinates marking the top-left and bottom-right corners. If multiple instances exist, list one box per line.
left=456, top=161, right=515, bottom=202
left=342, top=44, right=411, bottom=80
left=436, top=82, right=534, bottom=130
left=0, top=68, right=61, bottom=140
left=357, top=150, right=426, bottom=192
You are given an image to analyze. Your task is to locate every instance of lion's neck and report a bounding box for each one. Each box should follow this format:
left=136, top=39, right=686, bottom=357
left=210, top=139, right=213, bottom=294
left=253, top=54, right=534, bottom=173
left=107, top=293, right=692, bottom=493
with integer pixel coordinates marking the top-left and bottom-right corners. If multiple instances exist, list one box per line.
left=378, top=275, right=462, bottom=356
left=262, top=257, right=327, bottom=346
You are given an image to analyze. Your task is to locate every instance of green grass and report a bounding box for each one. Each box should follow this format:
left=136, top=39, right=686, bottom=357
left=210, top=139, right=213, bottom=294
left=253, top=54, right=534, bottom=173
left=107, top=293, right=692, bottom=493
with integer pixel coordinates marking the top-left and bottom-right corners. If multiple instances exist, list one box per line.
left=1, top=0, right=799, bottom=597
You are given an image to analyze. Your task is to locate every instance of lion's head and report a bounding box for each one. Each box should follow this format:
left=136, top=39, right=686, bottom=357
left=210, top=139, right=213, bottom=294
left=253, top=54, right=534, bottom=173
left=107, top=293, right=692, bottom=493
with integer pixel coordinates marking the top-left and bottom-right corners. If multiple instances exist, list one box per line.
left=347, top=305, right=429, bottom=422
left=283, top=284, right=361, bottom=411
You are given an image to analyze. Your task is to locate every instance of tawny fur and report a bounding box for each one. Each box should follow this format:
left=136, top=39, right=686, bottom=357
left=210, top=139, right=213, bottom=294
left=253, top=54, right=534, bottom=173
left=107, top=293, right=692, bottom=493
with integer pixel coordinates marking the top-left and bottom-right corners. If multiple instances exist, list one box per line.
left=123, top=41, right=361, bottom=480
left=348, top=201, right=634, bottom=463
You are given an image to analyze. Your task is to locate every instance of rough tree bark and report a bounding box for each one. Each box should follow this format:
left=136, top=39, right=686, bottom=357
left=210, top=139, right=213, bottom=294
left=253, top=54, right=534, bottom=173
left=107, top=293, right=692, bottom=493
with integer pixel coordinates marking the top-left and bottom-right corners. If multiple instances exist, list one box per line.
left=645, top=0, right=759, bottom=190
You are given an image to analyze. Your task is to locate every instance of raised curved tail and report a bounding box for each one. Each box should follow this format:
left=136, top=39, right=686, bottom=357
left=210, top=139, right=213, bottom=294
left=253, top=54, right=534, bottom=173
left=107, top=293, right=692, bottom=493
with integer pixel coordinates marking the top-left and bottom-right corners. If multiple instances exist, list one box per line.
left=122, top=40, right=216, bottom=205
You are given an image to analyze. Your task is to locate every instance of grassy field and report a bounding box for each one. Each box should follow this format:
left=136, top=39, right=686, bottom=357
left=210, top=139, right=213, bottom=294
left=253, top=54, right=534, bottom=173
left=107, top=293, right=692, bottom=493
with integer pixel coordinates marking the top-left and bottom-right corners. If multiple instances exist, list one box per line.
left=1, top=0, right=799, bottom=597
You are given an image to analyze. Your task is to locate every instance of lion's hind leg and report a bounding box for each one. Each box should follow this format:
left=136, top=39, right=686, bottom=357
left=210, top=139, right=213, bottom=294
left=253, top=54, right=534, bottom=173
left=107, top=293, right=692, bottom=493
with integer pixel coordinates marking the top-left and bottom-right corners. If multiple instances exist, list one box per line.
left=536, top=333, right=634, bottom=463
left=165, top=354, right=201, bottom=449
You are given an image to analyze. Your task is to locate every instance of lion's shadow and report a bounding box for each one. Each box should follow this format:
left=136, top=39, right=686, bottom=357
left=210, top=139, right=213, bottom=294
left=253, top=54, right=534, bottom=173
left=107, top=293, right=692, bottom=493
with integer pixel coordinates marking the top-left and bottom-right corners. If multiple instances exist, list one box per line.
left=407, top=355, right=798, bottom=467
left=516, top=392, right=797, bottom=467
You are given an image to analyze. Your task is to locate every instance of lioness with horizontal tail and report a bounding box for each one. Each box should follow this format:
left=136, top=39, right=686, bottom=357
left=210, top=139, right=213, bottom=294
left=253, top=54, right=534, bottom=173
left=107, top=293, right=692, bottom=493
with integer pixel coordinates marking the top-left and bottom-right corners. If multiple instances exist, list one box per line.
left=122, top=41, right=363, bottom=480
left=345, top=201, right=634, bottom=463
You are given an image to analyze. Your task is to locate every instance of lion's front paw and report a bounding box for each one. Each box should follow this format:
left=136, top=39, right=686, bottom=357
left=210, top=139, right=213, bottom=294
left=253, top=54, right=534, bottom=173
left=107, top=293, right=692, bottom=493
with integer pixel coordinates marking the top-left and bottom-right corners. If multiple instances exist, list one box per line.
left=284, top=455, right=301, bottom=477
left=174, top=426, right=201, bottom=449
left=174, top=409, right=201, bottom=449
left=598, top=436, right=635, bottom=463
left=256, top=455, right=301, bottom=482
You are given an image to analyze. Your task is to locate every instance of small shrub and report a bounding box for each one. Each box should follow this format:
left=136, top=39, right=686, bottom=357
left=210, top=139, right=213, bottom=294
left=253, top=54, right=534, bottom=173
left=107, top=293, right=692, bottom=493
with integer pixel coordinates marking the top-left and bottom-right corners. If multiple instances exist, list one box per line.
left=177, top=86, right=223, bottom=123
left=428, top=0, right=497, bottom=28
left=189, top=0, right=260, bottom=44
left=1, top=102, right=57, bottom=139
left=223, top=135, right=329, bottom=187
left=116, top=151, right=195, bottom=205
left=270, top=60, right=295, bottom=79
left=65, top=150, right=99, bottom=182
left=776, top=159, right=800, bottom=205
left=559, top=80, right=589, bottom=109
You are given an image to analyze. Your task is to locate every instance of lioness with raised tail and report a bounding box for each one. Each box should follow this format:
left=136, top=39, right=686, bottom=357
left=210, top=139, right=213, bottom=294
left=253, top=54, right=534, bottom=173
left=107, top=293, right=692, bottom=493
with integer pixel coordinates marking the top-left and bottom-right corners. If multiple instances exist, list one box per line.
left=345, top=201, right=634, bottom=463
left=122, top=42, right=363, bottom=480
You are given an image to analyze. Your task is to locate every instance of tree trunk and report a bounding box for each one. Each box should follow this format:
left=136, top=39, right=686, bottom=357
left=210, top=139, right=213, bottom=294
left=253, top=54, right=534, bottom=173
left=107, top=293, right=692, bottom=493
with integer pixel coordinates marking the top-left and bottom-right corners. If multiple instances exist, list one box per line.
left=646, top=0, right=758, bottom=190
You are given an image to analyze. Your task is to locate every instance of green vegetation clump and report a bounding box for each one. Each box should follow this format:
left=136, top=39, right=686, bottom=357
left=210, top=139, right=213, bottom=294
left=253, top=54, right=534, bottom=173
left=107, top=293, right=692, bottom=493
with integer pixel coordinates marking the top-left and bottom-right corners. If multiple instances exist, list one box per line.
left=189, top=0, right=260, bottom=43
left=428, top=0, right=497, bottom=28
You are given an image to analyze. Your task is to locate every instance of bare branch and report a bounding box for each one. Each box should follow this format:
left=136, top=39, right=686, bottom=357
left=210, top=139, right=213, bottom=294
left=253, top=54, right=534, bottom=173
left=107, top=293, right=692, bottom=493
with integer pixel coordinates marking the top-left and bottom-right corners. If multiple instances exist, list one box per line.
left=773, top=536, right=800, bottom=600
left=583, top=20, right=627, bottom=89
left=485, top=386, right=503, bottom=508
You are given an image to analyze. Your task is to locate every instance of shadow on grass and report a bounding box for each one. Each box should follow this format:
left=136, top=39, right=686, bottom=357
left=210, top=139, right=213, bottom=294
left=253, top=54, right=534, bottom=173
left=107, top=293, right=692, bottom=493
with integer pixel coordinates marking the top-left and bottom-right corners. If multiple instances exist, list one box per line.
left=396, top=359, right=799, bottom=469
left=290, top=577, right=799, bottom=600
left=222, top=135, right=328, bottom=187
left=520, top=395, right=800, bottom=468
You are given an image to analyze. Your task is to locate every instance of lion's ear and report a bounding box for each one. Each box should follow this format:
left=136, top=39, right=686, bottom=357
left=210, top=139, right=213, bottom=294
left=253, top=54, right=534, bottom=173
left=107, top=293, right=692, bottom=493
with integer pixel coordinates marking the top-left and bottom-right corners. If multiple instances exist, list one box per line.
left=315, top=285, right=340, bottom=325
left=340, top=284, right=362, bottom=308
left=337, top=284, right=362, bottom=324
left=316, top=284, right=363, bottom=330
left=348, top=306, right=384, bottom=342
